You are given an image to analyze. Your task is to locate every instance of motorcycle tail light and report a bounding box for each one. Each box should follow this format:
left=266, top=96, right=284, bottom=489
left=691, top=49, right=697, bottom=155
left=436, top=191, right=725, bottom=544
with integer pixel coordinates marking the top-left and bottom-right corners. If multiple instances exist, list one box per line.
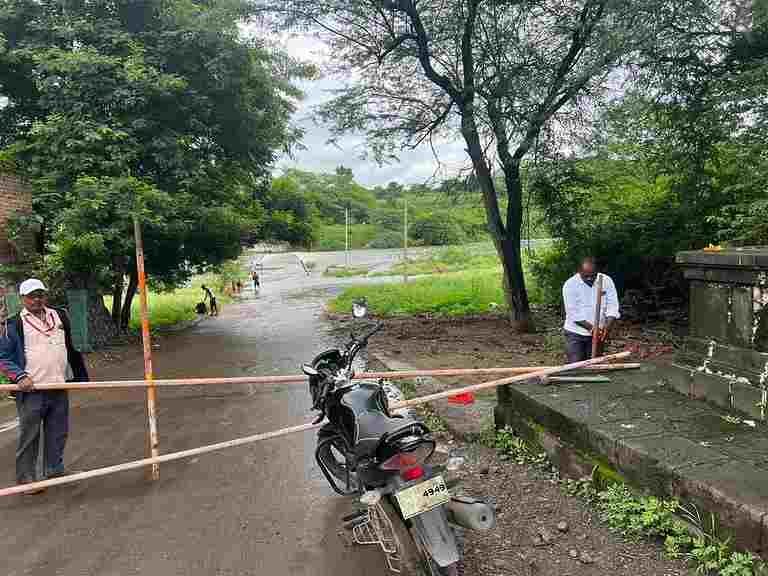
left=379, top=443, right=433, bottom=472
left=400, top=465, right=424, bottom=482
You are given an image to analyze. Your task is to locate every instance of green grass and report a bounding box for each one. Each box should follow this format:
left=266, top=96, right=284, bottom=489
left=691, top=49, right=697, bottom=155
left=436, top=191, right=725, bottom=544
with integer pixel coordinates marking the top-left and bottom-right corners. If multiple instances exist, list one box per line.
left=105, top=273, right=234, bottom=332
left=329, top=242, right=548, bottom=316
left=313, top=224, right=380, bottom=251
left=329, top=270, right=507, bottom=316
left=323, top=266, right=371, bottom=278
left=383, top=245, right=501, bottom=276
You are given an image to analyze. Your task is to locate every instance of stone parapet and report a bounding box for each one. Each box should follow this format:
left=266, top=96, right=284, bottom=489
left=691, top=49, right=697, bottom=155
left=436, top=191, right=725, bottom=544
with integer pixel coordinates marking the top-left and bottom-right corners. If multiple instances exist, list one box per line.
left=674, top=247, right=768, bottom=421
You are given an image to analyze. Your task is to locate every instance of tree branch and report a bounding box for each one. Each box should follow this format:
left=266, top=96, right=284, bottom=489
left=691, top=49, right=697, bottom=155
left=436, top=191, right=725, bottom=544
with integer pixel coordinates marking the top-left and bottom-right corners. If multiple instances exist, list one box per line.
left=382, top=0, right=464, bottom=105
left=513, top=0, right=606, bottom=160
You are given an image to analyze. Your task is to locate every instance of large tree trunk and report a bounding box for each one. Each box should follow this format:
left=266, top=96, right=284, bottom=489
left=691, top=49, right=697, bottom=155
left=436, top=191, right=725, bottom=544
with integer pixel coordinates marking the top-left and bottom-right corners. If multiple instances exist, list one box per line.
left=120, top=267, right=138, bottom=332
left=110, top=273, right=124, bottom=328
left=498, top=161, right=532, bottom=331
left=460, top=114, right=533, bottom=331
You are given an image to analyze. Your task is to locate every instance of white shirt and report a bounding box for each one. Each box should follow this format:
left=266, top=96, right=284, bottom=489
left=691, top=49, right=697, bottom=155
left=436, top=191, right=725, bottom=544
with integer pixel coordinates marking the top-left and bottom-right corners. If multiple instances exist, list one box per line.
left=21, top=306, right=69, bottom=384
left=562, top=273, right=620, bottom=336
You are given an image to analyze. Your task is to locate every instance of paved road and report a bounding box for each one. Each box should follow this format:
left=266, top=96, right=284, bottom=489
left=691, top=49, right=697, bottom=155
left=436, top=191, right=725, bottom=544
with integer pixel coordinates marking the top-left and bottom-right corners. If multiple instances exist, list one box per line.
left=0, top=252, right=395, bottom=576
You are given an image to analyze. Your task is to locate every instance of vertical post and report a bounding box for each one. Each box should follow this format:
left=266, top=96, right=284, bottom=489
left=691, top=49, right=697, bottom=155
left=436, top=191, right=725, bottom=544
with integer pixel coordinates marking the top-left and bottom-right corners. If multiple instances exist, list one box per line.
left=591, top=273, right=604, bottom=359
left=133, top=216, right=160, bottom=480
left=403, top=196, right=409, bottom=283
left=345, top=206, right=350, bottom=267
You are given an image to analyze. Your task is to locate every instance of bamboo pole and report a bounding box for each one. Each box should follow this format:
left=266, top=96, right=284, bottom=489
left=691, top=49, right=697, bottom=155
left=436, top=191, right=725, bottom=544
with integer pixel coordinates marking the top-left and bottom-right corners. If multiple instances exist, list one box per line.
left=133, top=216, right=160, bottom=480
left=592, top=273, right=604, bottom=359
left=0, top=363, right=643, bottom=392
left=390, top=351, right=630, bottom=409
left=0, top=422, right=320, bottom=498
left=0, top=351, right=629, bottom=498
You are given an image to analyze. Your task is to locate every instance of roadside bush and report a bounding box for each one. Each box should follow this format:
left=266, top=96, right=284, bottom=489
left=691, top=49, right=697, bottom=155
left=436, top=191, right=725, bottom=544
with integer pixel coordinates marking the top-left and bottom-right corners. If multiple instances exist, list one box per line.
left=529, top=160, right=690, bottom=305
left=366, top=230, right=403, bottom=249
left=411, top=212, right=466, bottom=246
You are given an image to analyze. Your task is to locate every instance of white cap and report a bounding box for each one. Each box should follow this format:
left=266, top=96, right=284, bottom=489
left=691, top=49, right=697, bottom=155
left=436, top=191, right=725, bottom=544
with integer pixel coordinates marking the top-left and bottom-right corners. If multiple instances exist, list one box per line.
left=19, top=278, right=48, bottom=296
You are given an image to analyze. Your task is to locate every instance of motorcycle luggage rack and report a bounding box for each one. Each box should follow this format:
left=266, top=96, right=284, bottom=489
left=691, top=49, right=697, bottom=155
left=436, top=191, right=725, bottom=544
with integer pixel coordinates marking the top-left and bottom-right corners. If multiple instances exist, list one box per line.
left=351, top=503, right=402, bottom=573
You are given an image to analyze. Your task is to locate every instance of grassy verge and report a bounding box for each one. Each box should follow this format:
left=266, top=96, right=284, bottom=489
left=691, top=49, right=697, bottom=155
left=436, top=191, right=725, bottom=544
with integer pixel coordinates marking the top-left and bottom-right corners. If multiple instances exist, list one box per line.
left=378, top=245, right=500, bottom=276
left=105, top=273, right=234, bottom=332
left=324, top=266, right=370, bottom=278
left=313, top=224, right=381, bottom=251
left=330, top=243, right=547, bottom=316
left=329, top=269, right=507, bottom=316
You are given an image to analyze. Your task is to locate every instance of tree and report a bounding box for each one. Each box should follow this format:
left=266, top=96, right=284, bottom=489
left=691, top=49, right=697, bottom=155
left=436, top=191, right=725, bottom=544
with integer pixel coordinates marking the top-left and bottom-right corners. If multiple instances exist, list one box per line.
left=257, top=0, right=704, bottom=329
left=0, top=0, right=310, bottom=331
left=528, top=5, right=768, bottom=305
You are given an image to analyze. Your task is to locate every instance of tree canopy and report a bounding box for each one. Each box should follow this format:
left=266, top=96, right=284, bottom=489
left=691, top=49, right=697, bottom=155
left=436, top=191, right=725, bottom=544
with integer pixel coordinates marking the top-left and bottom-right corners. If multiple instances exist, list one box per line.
left=257, top=0, right=715, bottom=330
left=0, top=0, right=312, bottom=330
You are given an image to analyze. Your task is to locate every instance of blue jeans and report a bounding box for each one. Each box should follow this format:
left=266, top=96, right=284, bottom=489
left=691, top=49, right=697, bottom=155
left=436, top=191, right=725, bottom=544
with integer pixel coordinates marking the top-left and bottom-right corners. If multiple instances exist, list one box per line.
left=15, top=391, right=69, bottom=484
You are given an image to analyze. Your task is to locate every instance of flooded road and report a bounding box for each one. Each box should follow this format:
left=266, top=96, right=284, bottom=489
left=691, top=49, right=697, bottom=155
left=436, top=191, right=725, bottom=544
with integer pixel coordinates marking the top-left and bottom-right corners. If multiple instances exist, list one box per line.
left=0, top=251, right=397, bottom=576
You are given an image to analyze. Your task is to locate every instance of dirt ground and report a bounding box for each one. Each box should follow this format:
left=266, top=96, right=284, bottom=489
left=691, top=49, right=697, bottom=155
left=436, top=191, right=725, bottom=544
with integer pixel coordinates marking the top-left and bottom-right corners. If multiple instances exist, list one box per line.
left=355, top=309, right=689, bottom=576
left=364, top=308, right=680, bottom=387
left=437, top=440, right=688, bottom=576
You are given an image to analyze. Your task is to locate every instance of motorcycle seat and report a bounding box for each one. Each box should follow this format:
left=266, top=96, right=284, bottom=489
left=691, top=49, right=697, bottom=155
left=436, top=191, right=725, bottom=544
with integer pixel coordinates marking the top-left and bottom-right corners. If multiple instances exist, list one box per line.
left=354, top=410, right=420, bottom=458
left=340, top=383, right=420, bottom=459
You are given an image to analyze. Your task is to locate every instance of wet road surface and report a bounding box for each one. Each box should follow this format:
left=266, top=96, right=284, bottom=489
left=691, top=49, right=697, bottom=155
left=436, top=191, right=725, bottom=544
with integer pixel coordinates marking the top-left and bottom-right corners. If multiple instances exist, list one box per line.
left=0, top=252, right=396, bottom=576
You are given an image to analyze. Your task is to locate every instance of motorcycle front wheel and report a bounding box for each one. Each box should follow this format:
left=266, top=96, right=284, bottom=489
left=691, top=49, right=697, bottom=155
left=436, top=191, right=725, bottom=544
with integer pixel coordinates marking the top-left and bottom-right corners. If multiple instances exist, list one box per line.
left=377, top=498, right=459, bottom=576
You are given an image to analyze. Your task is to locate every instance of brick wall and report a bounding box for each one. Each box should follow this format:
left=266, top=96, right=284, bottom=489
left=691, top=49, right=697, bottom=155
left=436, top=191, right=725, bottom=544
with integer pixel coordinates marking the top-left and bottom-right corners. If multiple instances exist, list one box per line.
left=0, top=173, right=33, bottom=265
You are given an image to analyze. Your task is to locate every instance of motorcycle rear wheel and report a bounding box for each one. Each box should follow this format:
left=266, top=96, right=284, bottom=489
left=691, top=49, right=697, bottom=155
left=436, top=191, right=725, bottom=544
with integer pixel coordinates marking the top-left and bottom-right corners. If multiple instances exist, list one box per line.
left=378, top=498, right=459, bottom=576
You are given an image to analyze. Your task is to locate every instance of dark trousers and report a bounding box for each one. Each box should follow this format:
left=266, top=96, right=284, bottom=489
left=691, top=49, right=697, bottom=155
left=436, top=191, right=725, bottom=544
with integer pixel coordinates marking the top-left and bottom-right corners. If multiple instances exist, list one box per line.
left=15, top=391, right=69, bottom=484
left=564, top=331, right=598, bottom=363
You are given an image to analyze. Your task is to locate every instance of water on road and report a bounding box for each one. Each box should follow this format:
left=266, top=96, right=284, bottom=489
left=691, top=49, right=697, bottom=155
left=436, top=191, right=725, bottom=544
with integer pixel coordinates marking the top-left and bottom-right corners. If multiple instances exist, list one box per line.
left=0, top=251, right=397, bottom=576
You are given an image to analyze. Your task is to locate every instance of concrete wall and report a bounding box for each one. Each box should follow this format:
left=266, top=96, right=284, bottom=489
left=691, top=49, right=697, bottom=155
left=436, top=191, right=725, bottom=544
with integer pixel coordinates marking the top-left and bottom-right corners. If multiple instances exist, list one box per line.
left=0, top=172, right=33, bottom=265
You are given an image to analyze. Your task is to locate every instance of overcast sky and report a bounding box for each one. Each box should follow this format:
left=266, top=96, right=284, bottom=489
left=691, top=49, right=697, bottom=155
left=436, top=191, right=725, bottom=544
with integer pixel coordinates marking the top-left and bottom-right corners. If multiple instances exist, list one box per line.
left=271, top=33, right=469, bottom=187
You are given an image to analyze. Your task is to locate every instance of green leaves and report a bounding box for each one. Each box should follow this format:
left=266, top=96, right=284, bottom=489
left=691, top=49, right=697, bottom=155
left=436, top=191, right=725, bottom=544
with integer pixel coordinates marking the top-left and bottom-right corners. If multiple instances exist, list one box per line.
left=0, top=0, right=313, bottom=325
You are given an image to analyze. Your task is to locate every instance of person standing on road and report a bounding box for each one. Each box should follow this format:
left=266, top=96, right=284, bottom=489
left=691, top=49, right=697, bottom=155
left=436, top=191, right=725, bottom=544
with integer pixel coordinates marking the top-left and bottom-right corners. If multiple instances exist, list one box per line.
left=0, top=279, right=89, bottom=490
left=201, top=284, right=218, bottom=316
left=562, top=257, right=620, bottom=362
left=251, top=271, right=260, bottom=293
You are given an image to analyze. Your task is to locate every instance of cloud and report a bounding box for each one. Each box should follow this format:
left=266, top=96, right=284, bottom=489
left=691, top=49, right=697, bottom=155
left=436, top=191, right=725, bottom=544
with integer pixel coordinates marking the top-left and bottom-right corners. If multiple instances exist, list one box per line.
left=247, top=28, right=470, bottom=187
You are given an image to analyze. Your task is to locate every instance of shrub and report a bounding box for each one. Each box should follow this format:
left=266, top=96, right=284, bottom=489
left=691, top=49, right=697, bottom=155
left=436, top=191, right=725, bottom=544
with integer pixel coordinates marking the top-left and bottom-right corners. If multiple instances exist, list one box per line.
left=366, top=230, right=404, bottom=249
left=411, top=212, right=466, bottom=246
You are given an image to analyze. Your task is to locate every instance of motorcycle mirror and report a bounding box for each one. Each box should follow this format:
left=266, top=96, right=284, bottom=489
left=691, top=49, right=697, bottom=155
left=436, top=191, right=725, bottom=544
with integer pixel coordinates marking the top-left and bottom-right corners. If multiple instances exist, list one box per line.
left=302, top=364, right=319, bottom=377
left=352, top=299, right=368, bottom=319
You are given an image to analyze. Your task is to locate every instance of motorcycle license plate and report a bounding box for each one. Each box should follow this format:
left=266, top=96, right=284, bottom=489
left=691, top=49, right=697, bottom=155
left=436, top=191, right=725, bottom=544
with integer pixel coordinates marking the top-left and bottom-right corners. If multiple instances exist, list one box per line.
left=395, top=475, right=450, bottom=520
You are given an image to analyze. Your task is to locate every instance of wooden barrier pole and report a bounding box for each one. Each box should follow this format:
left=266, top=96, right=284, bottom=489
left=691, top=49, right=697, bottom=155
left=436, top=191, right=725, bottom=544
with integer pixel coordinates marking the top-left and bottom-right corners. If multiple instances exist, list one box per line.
left=0, top=363, right=643, bottom=392
left=0, top=351, right=629, bottom=498
left=134, top=216, right=159, bottom=480
left=0, top=422, right=320, bottom=498
left=592, top=273, right=604, bottom=359
left=391, top=351, right=631, bottom=410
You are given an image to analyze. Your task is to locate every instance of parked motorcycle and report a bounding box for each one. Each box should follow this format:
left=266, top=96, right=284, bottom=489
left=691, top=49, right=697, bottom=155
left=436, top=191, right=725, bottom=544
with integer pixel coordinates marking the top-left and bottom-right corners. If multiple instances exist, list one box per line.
left=302, top=300, right=495, bottom=575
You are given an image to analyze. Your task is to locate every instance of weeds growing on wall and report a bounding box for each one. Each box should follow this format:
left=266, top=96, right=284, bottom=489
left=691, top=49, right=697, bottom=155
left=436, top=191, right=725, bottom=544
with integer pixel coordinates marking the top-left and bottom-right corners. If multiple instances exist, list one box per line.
left=481, top=425, right=767, bottom=576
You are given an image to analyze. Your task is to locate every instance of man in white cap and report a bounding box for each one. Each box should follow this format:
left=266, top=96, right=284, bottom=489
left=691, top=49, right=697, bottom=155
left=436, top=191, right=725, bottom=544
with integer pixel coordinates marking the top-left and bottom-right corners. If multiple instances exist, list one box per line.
left=0, top=278, right=88, bottom=491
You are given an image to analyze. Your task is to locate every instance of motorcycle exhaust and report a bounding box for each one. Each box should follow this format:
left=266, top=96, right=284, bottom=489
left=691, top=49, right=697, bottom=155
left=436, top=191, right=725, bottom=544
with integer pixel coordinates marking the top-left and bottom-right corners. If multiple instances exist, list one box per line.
left=445, top=496, right=496, bottom=531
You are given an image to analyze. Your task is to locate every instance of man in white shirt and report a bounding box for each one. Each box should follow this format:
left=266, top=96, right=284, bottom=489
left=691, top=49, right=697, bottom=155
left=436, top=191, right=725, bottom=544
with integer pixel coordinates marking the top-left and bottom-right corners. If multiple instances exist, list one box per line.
left=562, top=257, right=620, bottom=362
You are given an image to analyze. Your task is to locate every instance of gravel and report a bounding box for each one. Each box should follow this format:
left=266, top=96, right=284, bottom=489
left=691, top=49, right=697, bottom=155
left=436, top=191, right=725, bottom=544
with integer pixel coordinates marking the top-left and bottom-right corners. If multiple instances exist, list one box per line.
left=433, top=439, right=688, bottom=576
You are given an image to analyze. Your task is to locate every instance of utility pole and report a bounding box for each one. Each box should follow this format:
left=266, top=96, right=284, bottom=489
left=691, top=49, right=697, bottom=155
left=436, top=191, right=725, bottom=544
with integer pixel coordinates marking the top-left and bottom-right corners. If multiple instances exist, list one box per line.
left=345, top=205, right=350, bottom=267
left=403, top=196, right=408, bottom=283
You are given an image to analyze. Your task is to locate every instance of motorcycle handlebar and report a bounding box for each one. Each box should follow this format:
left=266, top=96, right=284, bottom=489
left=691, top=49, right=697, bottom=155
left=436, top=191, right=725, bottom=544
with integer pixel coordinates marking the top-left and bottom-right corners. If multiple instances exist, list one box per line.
left=346, top=321, right=384, bottom=368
